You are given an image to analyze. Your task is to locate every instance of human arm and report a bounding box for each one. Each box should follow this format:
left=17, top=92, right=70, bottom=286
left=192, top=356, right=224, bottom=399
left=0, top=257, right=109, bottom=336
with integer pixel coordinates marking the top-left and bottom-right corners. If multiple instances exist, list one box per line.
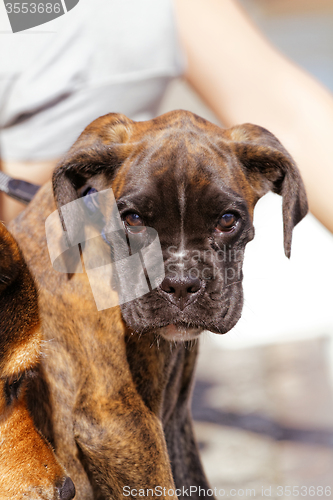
left=175, top=0, right=333, bottom=232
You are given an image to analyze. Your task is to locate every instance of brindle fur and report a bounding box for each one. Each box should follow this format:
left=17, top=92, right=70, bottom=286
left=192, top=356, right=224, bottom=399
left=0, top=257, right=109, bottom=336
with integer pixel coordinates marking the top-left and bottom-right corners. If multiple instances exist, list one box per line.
left=10, top=110, right=308, bottom=499
left=0, top=223, right=75, bottom=500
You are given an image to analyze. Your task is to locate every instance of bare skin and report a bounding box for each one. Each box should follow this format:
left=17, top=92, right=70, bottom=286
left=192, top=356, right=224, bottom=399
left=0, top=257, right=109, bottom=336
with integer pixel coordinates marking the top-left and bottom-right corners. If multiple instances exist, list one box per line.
left=174, top=0, right=333, bottom=233
left=0, top=159, right=59, bottom=222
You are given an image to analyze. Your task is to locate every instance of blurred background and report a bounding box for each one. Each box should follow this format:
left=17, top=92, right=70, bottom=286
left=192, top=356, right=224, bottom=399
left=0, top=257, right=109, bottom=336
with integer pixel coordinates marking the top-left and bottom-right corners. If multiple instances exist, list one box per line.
left=158, top=0, right=333, bottom=495
left=1, top=0, right=333, bottom=496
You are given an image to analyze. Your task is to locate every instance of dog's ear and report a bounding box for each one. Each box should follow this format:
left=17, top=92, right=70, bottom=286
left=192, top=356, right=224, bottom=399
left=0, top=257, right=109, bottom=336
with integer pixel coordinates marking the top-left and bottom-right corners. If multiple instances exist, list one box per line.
left=52, top=113, right=134, bottom=238
left=225, top=123, right=308, bottom=258
left=0, top=224, right=20, bottom=293
left=53, top=113, right=134, bottom=209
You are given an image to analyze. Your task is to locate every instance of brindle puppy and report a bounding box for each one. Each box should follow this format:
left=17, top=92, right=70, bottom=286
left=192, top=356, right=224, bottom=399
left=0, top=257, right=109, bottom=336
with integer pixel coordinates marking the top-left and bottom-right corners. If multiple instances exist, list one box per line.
left=0, top=223, right=75, bottom=500
left=10, top=110, right=308, bottom=499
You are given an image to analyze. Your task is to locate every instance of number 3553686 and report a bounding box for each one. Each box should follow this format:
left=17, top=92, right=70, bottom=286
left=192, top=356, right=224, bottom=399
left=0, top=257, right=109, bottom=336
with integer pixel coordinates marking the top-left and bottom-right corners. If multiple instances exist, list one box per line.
left=5, top=3, right=62, bottom=14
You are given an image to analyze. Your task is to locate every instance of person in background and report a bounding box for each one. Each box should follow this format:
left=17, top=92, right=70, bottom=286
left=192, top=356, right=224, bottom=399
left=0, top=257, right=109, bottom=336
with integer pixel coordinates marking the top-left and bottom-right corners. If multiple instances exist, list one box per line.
left=1, top=0, right=333, bottom=232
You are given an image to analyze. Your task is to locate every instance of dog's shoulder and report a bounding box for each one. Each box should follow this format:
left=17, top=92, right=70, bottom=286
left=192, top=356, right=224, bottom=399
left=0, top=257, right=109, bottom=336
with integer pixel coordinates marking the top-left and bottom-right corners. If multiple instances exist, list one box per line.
left=9, top=180, right=121, bottom=343
left=9, top=182, right=64, bottom=291
left=9, top=182, right=54, bottom=251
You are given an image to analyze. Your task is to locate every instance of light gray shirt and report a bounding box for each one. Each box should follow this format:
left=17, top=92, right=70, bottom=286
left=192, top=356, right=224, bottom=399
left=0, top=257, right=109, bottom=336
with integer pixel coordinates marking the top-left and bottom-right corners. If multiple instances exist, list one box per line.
left=0, top=0, right=185, bottom=160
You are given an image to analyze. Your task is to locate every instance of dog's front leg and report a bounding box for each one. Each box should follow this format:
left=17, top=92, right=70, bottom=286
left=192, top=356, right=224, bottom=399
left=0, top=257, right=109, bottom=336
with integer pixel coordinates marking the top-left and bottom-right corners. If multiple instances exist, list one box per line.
left=125, top=333, right=213, bottom=500
left=163, top=342, right=214, bottom=500
left=73, top=377, right=178, bottom=500
left=165, top=408, right=212, bottom=500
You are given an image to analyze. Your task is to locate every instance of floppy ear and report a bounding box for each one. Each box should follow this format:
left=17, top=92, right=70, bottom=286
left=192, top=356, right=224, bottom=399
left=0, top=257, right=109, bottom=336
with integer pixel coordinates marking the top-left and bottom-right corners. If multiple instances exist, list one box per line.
left=0, top=223, right=20, bottom=293
left=225, top=123, right=308, bottom=258
left=52, top=112, right=134, bottom=239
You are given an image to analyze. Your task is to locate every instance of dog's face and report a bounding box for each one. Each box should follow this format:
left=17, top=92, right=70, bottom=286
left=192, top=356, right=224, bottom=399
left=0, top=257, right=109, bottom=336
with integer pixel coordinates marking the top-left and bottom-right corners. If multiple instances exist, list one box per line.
left=53, top=110, right=308, bottom=341
left=0, top=224, right=75, bottom=500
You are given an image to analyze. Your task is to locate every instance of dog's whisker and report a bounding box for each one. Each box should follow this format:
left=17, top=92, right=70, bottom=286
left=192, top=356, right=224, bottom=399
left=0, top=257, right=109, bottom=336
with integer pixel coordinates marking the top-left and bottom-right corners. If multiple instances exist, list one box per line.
left=0, top=274, right=11, bottom=283
left=225, top=280, right=242, bottom=288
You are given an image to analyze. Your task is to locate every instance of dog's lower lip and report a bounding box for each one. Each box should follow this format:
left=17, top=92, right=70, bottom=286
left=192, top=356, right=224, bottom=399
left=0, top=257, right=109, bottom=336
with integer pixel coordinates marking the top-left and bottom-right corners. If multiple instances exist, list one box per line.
left=158, top=323, right=203, bottom=341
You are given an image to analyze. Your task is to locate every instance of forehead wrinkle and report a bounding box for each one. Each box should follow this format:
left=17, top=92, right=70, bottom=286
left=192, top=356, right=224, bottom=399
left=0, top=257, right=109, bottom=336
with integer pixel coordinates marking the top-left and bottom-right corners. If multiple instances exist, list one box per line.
left=112, top=139, right=161, bottom=197
left=177, top=178, right=186, bottom=254
left=174, top=141, right=191, bottom=255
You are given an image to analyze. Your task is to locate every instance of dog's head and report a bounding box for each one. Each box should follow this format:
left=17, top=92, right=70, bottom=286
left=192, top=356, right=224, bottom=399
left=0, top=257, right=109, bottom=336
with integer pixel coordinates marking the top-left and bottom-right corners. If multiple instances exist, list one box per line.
left=0, top=224, right=75, bottom=500
left=53, top=110, right=307, bottom=341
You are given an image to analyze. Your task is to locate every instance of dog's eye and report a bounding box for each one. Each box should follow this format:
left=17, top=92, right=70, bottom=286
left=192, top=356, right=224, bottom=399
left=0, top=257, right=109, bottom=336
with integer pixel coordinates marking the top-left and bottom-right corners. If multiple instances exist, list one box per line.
left=215, top=213, right=238, bottom=232
left=124, top=213, right=146, bottom=234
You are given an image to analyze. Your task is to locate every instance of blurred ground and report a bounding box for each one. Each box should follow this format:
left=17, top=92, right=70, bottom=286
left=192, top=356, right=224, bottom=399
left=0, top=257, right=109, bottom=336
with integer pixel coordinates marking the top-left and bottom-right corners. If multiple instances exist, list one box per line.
left=159, top=1, right=333, bottom=496
left=192, top=337, right=333, bottom=499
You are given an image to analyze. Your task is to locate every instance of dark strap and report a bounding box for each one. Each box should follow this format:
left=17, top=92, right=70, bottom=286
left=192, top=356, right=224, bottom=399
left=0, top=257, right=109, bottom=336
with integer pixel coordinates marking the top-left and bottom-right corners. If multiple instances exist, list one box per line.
left=0, top=172, right=40, bottom=204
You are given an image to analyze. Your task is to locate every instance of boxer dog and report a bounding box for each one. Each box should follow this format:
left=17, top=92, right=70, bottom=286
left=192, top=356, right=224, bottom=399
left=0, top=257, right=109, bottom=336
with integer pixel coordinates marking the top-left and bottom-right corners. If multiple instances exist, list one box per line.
left=0, top=223, right=75, bottom=499
left=10, top=110, right=308, bottom=499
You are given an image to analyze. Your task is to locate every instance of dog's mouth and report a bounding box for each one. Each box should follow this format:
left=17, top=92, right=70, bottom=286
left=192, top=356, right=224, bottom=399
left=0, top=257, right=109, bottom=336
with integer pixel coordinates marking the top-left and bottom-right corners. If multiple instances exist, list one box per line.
left=121, top=278, right=243, bottom=341
left=156, top=323, right=204, bottom=341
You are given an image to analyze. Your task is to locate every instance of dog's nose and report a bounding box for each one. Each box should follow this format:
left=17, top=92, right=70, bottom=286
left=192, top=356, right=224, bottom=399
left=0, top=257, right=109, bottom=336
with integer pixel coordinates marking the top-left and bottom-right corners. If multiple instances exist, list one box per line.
left=58, top=477, right=76, bottom=500
left=160, top=275, right=202, bottom=310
